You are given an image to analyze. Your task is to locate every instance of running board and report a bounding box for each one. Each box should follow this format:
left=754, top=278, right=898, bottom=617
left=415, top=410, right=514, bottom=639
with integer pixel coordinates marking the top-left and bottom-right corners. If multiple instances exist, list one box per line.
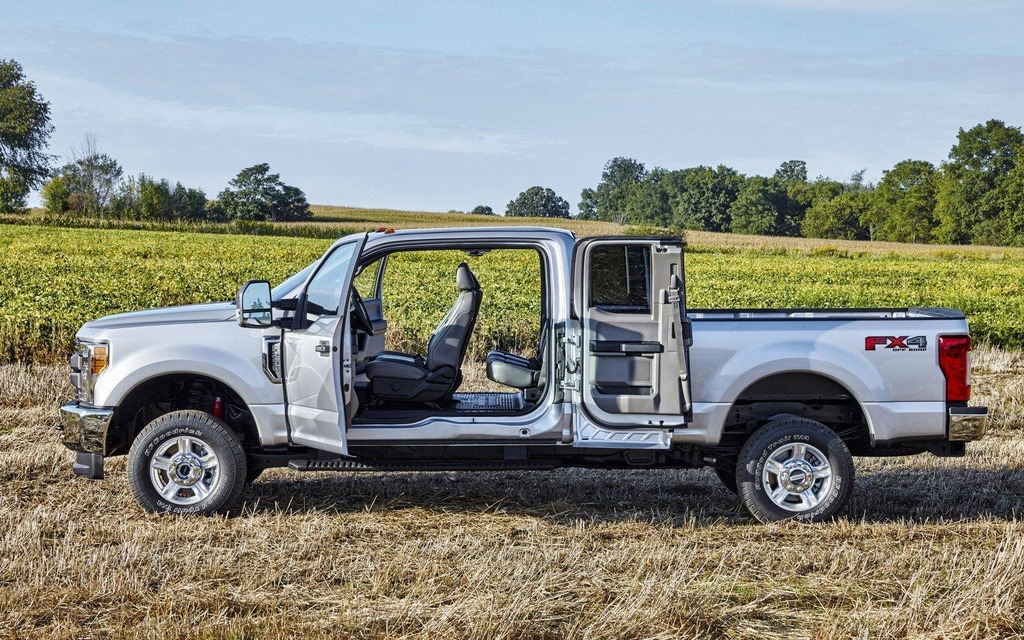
left=574, top=418, right=673, bottom=449
left=289, top=458, right=558, bottom=472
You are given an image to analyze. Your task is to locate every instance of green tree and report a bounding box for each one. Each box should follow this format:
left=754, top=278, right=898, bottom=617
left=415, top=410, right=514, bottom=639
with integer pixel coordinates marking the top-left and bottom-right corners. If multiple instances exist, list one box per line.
left=933, top=119, right=1024, bottom=244
left=577, top=187, right=597, bottom=219
left=470, top=205, right=494, bottom=216
left=802, top=190, right=871, bottom=240
left=108, top=174, right=207, bottom=221
left=506, top=186, right=570, bottom=218
left=623, top=168, right=672, bottom=226
left=137, top=175, right=174, bottom=220
left=729, top=177, right=803, bottom=236
left=802, top=178, right=845, bottom=208
left=46, top=137, right=123, bottom=218
left=0, top=59, right=54, bottom=210
left=41, top=174, right=71, bottom=214
left=172, top=182, right=208, bottom=221
left=216, top=163, right=311, bottom=222
left=865, top=160, right=937, bottom=243
left=774, top=160, right=808, bottom=185
left=580, top=157, right=646, bottom=223
left=998, top=144, right=1024, bottom=245
left=0, top=170, right=28, bottom=213
left=670, top=165, right=744, bottom=232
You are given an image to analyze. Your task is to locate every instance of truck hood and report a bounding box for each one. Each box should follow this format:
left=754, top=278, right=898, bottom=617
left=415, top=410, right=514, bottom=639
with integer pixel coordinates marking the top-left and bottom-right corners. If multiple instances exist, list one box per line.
left=79, top=302, right=236, bottom=334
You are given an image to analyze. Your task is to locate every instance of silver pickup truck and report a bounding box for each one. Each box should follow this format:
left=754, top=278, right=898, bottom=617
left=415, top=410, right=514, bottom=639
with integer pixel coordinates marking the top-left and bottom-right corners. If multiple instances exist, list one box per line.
left=60, top=227, right=988, bottom=522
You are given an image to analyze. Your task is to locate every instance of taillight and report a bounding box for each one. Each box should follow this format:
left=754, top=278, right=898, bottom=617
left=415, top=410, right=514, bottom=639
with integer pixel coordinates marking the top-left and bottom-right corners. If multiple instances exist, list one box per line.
left=938, top=335, right=971, bottom=403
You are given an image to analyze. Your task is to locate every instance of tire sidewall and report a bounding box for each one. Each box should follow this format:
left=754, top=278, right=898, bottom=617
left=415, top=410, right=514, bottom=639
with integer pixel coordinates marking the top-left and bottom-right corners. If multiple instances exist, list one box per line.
left=738, top=419, right=854, bottom=523
left=128, top=411, right=246, bottom=515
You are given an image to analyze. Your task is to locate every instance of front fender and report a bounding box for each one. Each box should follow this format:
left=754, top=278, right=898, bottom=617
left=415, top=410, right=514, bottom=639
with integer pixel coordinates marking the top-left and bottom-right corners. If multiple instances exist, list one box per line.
left=93, top=343, right=279, bottom=409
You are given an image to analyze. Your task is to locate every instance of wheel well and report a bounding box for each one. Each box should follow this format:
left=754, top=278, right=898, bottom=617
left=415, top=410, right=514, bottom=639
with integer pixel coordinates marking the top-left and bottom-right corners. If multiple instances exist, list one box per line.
left=715, top=372, right=871, bottom=456
left=106, top=374, right=259, bottom=456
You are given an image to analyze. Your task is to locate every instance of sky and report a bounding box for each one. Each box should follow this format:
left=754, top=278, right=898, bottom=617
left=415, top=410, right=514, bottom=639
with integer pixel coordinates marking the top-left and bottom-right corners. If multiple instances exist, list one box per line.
left=3, top=0, right=1024, bottom=213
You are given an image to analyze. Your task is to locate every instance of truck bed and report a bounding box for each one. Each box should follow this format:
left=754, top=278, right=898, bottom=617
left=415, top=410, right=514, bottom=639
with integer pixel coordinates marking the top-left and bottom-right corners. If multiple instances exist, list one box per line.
left=688, top=307, right=966, bottom=321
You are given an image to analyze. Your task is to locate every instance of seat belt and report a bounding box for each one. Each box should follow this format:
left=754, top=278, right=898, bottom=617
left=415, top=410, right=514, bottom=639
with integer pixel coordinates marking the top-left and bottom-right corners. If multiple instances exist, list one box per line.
left=668, top=273, right=693, bottom=415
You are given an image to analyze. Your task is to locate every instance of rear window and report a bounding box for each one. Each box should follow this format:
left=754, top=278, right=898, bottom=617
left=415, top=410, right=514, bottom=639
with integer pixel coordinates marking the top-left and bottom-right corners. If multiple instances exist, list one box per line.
left=589, top=245, right=651, bottom=313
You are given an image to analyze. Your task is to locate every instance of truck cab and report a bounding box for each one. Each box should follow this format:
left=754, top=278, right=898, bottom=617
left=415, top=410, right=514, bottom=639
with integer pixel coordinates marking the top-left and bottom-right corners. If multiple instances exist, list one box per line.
left=61, top=227, right=988, bottom=522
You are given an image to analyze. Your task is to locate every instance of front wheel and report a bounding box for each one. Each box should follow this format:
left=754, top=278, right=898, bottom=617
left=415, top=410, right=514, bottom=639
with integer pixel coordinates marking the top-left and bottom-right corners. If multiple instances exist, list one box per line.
left=736, top=418, right=854, bottom=523
left=127, top=410, right=247, bottom=515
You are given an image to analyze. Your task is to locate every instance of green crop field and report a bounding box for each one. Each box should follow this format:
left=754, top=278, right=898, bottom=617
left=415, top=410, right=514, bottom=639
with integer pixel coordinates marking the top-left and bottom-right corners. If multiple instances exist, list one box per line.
left=3, top=219, right=1024, bottom=363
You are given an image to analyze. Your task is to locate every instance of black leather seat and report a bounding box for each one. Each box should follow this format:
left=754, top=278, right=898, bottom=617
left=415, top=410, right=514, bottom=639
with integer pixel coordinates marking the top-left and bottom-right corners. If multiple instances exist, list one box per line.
left=486, top=351, right=542, bottom=389
left=365, top=263, right=481, bottom=403
left=486, top=328, right=547, bottom=393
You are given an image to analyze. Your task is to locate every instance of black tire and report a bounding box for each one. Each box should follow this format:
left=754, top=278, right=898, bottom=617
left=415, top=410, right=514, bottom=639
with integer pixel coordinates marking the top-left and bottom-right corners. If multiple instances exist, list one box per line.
left=713, top=465, right=738, bottom=495
left=127, top=410, right=247, bottom=515
left=736, top=417, right=854, bottom=524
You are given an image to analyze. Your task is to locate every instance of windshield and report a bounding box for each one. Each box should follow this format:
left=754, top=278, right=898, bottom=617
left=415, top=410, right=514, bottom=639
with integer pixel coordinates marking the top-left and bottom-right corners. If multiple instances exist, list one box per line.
left=272, top=263, right=316, bottom=300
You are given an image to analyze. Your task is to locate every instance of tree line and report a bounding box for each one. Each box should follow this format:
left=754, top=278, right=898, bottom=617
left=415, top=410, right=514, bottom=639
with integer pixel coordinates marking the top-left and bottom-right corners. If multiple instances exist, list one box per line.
left=0, top=59, right=310, bottom=223
left=559, top=119, right=1024, bottom=246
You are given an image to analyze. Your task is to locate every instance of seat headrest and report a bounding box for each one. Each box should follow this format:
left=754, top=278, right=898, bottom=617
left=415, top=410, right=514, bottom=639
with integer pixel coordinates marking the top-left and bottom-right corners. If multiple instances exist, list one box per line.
left=456, top=262, right=480, bottom=291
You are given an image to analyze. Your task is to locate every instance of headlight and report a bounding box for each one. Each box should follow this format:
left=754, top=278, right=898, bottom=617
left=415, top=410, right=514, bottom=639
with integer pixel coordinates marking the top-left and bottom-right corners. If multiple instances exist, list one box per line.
left=71, top=340, right=110, bottom=403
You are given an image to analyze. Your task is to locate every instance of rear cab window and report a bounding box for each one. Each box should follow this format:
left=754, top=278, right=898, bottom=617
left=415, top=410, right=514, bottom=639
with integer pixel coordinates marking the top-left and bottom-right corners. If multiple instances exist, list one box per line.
left=589, top=245, right=651, bottom=313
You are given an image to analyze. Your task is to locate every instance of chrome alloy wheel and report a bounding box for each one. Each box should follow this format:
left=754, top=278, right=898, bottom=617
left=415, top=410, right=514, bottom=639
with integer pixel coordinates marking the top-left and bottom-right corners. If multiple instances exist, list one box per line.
left=761, top=442, right=833, bottom=512
left=149, top=435, right=221, bottom=505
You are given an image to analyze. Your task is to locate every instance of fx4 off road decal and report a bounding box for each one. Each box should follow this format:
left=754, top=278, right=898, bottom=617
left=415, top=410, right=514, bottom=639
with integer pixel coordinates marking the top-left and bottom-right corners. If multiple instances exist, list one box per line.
left=865, top=336, right=927, bottom=352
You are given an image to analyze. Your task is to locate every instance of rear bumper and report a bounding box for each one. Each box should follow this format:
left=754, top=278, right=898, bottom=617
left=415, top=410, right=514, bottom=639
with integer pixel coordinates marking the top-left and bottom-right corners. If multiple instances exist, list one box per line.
left=59, top=400, right=115, bottom=455
left=948, top=406, right=988, bottom=442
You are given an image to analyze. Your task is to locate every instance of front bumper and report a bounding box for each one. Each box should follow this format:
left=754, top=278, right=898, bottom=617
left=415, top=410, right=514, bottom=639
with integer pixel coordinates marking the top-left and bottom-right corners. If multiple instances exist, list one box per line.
left=59, top=400, right=115, bottom=455
left=948, top=406, right=988, bottom=442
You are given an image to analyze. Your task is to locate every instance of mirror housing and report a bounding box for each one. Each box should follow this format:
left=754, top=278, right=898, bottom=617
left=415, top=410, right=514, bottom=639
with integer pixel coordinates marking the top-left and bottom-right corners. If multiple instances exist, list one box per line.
left=237, top=280, right=273, bottom=328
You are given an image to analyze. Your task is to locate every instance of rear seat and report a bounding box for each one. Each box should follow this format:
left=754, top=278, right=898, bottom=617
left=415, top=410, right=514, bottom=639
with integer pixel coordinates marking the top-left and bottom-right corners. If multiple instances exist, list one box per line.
left=486, top=329, right=547, bottom=397
left=486, top=351, right=542, bottom=389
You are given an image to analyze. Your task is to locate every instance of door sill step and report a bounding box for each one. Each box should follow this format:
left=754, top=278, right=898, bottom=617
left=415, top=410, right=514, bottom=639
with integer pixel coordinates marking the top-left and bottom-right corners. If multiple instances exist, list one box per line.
left=288, top=458, right=558, bottom=472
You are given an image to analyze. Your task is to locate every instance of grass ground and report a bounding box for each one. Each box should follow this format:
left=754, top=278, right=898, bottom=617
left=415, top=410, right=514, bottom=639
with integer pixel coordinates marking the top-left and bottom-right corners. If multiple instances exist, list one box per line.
left=1, top=346, right=1022, bottom=639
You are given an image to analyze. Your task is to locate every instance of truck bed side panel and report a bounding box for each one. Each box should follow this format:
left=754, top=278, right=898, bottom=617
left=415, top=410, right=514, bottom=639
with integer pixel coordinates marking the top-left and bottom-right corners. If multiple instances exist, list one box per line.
left=687, top=316, right=970, bottom=445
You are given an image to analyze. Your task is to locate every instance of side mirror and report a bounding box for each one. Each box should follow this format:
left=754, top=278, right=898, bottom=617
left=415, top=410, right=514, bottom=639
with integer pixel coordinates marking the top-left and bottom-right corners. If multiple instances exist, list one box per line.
left=237, top=280, right=273, bottom=328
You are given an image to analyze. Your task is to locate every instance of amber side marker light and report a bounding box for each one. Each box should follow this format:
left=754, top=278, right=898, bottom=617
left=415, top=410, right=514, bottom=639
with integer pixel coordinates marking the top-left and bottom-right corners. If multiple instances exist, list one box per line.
left=91, top=345, right=109, bottom=376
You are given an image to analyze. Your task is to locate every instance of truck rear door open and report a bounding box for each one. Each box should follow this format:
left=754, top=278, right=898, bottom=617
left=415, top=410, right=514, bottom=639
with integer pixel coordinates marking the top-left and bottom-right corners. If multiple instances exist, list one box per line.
left=572, top=236, right=692, bottom=427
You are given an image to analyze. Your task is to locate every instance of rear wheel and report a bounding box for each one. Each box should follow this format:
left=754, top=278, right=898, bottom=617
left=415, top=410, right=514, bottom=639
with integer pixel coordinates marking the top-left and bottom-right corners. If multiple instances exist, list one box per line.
left=127, top=410, right=247, bottom=515
left=737, top=417, right=854, bottom=523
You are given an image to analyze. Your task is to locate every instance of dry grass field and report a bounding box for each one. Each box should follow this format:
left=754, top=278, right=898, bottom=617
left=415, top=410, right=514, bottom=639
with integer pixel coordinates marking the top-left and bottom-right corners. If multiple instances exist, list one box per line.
left=2, top=346, right=1023, bottom=639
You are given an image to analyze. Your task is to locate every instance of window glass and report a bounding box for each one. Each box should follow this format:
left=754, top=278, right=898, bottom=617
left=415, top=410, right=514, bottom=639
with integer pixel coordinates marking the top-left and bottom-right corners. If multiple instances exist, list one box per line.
left=304, top=242, right=358, bottom=317
left=353, top=257, right=383, bottom=299
left=272, top=263, right=315, bottom=300
left=589, top=245, right=651, bottom=312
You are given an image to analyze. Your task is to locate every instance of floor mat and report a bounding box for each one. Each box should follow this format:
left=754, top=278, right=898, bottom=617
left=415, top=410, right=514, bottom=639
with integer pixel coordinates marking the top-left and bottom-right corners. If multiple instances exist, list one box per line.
left=449, top=392, right=525, bottom=412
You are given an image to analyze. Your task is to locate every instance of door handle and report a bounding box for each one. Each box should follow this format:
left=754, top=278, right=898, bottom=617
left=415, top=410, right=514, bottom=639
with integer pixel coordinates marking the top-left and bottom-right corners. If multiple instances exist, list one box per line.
left=314, top=340, right=331, bottom=356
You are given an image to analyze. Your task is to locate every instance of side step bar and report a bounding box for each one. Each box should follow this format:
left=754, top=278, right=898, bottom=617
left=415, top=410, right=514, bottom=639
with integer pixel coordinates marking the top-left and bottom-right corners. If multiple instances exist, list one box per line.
left=289, top=458, right=558, bottom=472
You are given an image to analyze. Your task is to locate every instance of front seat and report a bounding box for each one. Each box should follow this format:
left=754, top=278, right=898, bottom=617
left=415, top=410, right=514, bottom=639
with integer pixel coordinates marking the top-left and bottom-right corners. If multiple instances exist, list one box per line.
left=365, top=263, right=481, bottom=403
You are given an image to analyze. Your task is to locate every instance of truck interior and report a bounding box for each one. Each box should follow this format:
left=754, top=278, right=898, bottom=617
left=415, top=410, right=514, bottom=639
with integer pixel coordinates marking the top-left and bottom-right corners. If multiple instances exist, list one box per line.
left=349, top=247, right=551, bottom=424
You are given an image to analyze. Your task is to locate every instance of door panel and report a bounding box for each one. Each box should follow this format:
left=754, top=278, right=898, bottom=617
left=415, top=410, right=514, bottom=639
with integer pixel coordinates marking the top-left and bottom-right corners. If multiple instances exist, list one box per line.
left=284, top=236, right=366, bottom=455
left=284, top=315, right=344, bottom=451
left=574, top=237, right=691, bottom=426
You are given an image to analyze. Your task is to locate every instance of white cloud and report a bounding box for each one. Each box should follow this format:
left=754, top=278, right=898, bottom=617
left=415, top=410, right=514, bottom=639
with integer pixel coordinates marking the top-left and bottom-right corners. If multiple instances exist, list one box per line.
left=37, top=71, right=563, bottom=156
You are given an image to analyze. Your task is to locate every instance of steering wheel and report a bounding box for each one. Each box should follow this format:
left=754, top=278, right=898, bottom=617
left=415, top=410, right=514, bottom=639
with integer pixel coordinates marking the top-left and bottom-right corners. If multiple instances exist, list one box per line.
left=350, top=288, right=375, bottom=336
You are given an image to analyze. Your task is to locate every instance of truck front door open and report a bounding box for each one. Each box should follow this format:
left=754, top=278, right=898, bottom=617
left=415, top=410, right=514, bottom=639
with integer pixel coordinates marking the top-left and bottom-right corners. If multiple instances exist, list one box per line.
left=573, top=237, right=692, bottom=427
left=283, top=234, right=367, bottom=455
